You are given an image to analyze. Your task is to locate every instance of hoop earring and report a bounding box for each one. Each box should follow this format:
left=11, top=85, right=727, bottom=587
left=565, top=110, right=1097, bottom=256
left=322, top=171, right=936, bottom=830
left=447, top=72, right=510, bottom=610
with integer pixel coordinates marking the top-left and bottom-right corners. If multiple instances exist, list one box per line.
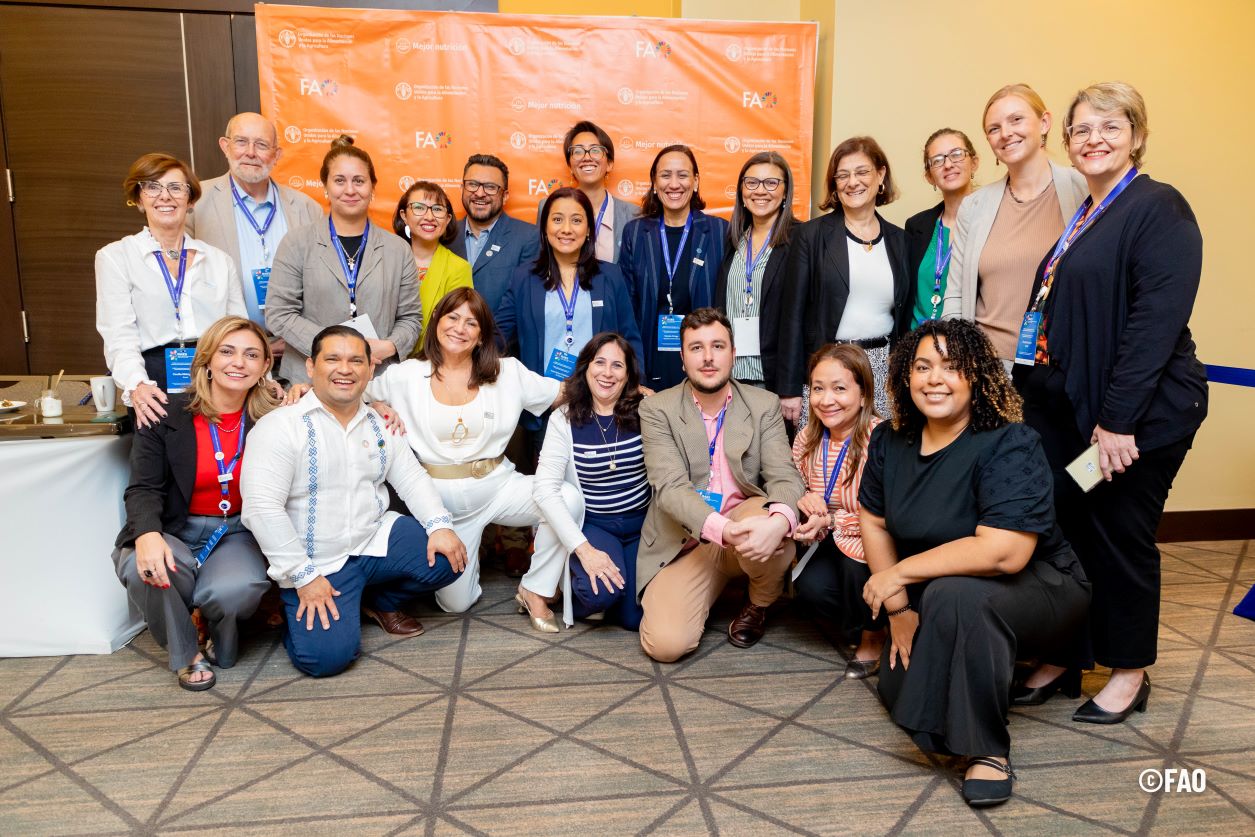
left=205, top=369, right=212, bottom=380
left=403, top=224, right=411, bottom=239
left=878, top=182, right=885, bottom=195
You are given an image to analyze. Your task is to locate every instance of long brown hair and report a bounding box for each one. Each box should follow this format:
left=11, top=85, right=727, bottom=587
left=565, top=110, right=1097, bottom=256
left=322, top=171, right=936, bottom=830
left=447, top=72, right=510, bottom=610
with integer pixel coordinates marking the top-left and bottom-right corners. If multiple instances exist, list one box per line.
left=187, top=316, right=279, bottom=423
left=561, top=332, right=642, bottom=432
left=796, top=344, right=877, bottom=487
left=419, top=287, right=501, bottom=386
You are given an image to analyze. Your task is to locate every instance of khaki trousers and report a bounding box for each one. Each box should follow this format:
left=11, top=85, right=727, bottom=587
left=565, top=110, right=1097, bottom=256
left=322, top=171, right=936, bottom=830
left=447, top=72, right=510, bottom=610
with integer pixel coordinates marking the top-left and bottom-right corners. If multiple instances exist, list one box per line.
left=640, top=497, right=794, bottom=663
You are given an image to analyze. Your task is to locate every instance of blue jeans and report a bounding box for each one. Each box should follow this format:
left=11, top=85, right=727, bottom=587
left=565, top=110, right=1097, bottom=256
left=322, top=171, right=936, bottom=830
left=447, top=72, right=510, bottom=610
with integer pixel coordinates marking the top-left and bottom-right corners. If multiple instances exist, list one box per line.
left=279, top=517, right=458, bottom=677
left=570, top=509, right=646, bottom=630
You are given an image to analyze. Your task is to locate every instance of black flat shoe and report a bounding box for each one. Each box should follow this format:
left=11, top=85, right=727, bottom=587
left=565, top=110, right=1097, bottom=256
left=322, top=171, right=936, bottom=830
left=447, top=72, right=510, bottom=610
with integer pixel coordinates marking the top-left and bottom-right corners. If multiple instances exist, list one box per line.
left=1072, top=673, right=1150, bottom=724
left=961, top=757, right=1016, bottom=807
left=844, top=657, right=880, bottom=680
left=1011, top=667, right=1081, bottom=706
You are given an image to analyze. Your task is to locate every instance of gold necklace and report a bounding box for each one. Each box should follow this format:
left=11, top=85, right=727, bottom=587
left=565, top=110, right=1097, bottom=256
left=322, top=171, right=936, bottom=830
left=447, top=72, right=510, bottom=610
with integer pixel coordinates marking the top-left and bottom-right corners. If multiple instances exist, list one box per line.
left=593, top=412, right=619, bottom=470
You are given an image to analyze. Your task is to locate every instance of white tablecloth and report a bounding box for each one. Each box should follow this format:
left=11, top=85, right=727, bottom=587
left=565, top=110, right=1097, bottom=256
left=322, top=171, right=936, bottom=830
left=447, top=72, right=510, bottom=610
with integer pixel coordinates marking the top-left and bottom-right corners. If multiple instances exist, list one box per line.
left=0, top=435, right=143, bottom=656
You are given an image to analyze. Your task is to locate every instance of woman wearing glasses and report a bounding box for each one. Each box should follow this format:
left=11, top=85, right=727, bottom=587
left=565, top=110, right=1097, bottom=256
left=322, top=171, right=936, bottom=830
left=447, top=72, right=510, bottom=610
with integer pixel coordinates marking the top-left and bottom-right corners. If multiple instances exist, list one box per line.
left=1012, top=82, right=1206, bottom=725
left=905, top=130, right=979, bottom=328
left=714, top=152, right=797, bottom=392
left=96, top=153, right=247, bottom=428
left=941, top=84, right=1087, bottom=369
left=394, top=180, right=472, bottom=345
left=540, top=121, right=639, bottom=263
left=266, top=135, right=421, bottom=383
left=779, top=136, right=911, bottom=423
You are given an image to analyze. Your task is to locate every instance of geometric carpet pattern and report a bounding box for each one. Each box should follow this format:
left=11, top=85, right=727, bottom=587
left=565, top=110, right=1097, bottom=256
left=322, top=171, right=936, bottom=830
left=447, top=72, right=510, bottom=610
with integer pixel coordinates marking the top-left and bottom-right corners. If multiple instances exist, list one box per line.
left=2, top=539, right=1252, bottom=835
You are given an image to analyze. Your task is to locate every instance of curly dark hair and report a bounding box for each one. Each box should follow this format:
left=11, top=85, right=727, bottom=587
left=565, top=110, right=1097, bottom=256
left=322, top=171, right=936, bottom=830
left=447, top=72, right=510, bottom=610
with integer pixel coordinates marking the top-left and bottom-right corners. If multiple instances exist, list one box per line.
left=885, top=319, right=1022, bottom=436
left=561, top=332, right=642, bottom=433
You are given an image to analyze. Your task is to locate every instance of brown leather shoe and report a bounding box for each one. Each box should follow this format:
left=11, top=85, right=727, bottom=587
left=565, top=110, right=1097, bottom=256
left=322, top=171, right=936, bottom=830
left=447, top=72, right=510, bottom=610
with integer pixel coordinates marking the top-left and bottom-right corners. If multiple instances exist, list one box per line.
left=727, top=600, right=769, bottom=648
left=362, top=607, right=425, bottom=637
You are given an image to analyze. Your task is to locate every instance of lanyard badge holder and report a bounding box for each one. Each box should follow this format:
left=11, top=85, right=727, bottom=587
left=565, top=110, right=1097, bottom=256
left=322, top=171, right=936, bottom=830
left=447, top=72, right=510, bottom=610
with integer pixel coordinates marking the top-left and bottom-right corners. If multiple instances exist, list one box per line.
left=656, top=214, right=692, bottom=352
left=195, top=414, right=248, bottom=565
left=929, top=219, right=952, bottom=320
left=695, top=400, right=729, bottom=512
left=230, top=180, right=279, bottom=308
left=545, top=281, right=581, bottom=380
left=330, top=217, right=369, bottom=318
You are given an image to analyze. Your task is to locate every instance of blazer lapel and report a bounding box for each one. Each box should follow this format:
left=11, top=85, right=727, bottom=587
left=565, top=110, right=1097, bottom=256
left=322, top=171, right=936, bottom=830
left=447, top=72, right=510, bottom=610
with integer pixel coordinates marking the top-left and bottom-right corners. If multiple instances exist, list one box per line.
left=168, top=410, right=198, bottom=505
left=210, top=180, right=241, bottom=265
left=761, top=246, right=786, bottom=302
left=590, top=275, right=607, bottom=333
left=820, top=215, right=849, bottom=338
left=723, top=386, right=754, bottom=490
left=356, top=220, right=385, bottom=292
left=317, top=220, right=350, bottom=291
left=675, top=383, right=714, bottom=486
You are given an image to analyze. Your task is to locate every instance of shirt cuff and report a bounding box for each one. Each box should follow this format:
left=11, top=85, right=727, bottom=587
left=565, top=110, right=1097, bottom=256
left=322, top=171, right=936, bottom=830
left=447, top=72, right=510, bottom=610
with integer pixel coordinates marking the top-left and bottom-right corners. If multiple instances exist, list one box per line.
left=701, top=511, right=731, bottom=547
left=421, top=513, right=454, bottom=536
left=290, top=562, right=320, bottom=588
left=767, top=503, right=798, bottom=535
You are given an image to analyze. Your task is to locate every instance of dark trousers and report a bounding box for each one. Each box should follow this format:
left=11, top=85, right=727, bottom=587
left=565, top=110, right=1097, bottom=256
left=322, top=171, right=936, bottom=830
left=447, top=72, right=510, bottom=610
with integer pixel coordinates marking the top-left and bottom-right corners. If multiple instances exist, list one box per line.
left=1019, top=364, right=1194, bottom=669
left=878, top=562, right=1090, bottom=757
left=571, top=509, right=646, bottom=630
left=793, top=539, right=884, bottom=638
left=279, top=517, right=458, bottom=677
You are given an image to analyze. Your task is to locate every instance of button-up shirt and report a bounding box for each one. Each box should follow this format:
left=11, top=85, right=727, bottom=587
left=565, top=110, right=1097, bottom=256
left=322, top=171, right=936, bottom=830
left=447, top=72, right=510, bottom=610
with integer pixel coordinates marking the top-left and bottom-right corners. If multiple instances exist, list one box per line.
left=463, top=214, right=500, bottom=267
left=230, top=177, right=290, bottom=325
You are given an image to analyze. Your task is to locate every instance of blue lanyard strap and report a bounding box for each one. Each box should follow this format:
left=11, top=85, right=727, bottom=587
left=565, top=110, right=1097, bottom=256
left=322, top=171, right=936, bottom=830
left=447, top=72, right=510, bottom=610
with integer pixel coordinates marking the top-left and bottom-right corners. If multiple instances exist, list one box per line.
left=152, top=244, right=189, bottom=326
left=932, top=218, right=952, bottom=290
left=657, top=213, right=693, bottom=313
left=595, top=192, right=610, bottom=239
left=821, top=429, right=852, bottom=506
left=229, top=177, right=277, bottom=240
left=329, top=217, right=369, bottom=315
left=705, top=397, right=730, bottom=471
left=743, top=219, right=776, bottom=306
left=208, top=414, right=247, bottom=514
left=556, top=280, right=580, bottom=347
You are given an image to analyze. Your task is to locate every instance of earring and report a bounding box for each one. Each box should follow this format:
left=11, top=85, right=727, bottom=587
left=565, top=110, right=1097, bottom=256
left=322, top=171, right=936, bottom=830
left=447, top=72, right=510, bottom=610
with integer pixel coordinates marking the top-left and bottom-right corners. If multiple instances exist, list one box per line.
left=404, top=224, right=411, bottom=239
left=205, top=369, right=212, bottom=380
left=878, top=182, right=885, bottom=195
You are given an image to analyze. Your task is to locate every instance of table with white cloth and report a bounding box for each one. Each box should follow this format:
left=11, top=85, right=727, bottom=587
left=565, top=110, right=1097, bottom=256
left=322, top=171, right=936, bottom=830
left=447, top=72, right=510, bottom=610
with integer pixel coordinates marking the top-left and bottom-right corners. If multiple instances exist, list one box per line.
left=0, top=406, right=143, bottom=656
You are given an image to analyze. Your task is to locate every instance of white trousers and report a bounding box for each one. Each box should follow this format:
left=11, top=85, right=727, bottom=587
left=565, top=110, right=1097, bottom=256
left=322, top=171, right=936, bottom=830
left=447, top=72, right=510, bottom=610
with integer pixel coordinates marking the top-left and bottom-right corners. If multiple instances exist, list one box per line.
left=431, top=464, right=582, bottom=613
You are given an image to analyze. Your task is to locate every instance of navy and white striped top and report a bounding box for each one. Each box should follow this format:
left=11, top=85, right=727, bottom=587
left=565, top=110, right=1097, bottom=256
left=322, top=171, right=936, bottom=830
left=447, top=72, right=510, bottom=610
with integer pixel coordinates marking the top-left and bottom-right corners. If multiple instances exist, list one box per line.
left=570, top=416, right=651, bottom=516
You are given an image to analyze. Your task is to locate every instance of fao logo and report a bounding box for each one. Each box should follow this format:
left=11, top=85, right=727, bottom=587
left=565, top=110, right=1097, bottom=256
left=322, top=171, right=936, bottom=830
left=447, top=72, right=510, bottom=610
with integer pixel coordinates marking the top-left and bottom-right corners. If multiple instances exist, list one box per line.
left=724, top=136, right=742, bottom=153
left=395, top=82, right=413, bottom=100
left=510, top=96, right=526, bottom=112
left=617, top=87, right=634, bottom=106
left=620, top=136, right=634, bottom=151
left=287, top=175, right=304, bottom=189
left=283, top=126, right=302, bottom=143
left=396, top=37, right=411, bottom=54
left=509, top=131, right=527, bottom=150
left=616, top=179, right=635, bottom=198
left=507, top=36, right=525, bottom=56
left=725, top=43, right=742, bottom=62
left=723, top=185, right=737, bottom=200
left=278, top=29, right=297, bottom=49
left=399, top=175, right=416, bottom=191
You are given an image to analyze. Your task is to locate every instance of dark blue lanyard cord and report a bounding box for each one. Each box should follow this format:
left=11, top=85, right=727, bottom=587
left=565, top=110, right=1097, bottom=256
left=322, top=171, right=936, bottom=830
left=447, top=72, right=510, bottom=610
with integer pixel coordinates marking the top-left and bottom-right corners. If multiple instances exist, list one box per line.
left=821, top=429, right=852, bottom=505
left=329, top=217, right=369, bottom=314
left=657, top=213, right=693, bottom=313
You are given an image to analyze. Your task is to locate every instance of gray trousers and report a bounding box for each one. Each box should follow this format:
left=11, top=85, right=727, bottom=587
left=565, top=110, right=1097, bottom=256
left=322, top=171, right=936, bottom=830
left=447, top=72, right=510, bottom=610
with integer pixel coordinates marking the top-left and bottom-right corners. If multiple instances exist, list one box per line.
left=113, top=516, right=270, bottom=671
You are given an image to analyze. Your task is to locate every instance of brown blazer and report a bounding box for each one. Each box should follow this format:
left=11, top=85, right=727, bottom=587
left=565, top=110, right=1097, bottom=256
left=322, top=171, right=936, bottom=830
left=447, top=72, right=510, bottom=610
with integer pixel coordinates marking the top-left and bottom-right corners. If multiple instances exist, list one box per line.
left=186, top=174, right=322, bottom=270
left=636, top=378, right=805, bottom=597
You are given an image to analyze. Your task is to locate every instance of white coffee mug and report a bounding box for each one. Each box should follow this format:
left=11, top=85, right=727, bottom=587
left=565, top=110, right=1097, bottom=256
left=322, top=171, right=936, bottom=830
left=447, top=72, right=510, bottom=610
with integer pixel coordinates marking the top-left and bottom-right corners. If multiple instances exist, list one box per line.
left=90, top=376, right=117, bottom=412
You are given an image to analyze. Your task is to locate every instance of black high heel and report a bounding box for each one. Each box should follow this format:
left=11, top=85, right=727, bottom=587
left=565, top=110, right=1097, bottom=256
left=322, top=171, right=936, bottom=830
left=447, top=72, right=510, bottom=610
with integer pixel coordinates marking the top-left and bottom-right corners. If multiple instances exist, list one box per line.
left=1072, top=672, right=1150, bottom=725
left=1010, top=667, right=1082, bottom=706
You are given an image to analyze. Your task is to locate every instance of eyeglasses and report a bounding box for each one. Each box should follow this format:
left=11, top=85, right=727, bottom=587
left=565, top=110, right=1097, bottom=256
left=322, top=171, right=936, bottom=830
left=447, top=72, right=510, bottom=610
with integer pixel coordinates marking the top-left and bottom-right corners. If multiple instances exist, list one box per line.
left=927, top=148, right=972, bottom=170
left=462, top=179, right=503, bottom=196
left=138, top=180, right=191, bottom=199
left=228, top=136, right=274, bottom=154
left=567, top=144, right=608, bottom=161
left=407, top=201, right=449, bottom=219
left=1065, top=120, right=1131, bottom=144
left=742, top=177, right=783, bottom=192
left=834, top=168, right=874, bottom=184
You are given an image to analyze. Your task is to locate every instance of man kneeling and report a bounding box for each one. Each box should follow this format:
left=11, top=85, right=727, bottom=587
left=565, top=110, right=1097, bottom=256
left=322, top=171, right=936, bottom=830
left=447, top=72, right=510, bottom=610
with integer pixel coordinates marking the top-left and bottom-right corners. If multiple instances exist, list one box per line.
left=637, top=308, right=804, bottom=662
left=242, top=325, right=467, bottom=676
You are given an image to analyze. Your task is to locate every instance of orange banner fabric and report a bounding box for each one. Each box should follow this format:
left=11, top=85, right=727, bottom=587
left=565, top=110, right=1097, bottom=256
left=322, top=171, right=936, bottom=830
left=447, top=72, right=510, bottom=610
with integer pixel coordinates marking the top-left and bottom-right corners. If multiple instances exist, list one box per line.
left=256, top=5, right=817, bottom=228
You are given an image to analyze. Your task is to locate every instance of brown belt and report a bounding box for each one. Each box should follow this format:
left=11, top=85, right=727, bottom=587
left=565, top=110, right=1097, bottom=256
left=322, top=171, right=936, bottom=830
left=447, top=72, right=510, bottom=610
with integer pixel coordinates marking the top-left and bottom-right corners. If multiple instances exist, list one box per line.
left=423, top=455, right=505, bottom=480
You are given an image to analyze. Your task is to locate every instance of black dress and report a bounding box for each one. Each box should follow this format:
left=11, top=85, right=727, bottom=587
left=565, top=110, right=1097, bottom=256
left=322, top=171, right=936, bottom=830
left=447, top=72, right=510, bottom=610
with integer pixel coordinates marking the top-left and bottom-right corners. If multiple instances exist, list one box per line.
left=859, top=421, right=1090, bottom=757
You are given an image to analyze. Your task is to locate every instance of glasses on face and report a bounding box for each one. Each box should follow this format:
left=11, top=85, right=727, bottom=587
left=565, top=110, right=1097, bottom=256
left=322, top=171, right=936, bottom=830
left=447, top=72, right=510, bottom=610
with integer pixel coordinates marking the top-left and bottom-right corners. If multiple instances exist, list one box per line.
left=834, top=168, right=874, bottom=184
left=742, top=177, right=783, bottom=192
left=407, top=201, right=449, bottom=219
left=462, top=179, right=503, bottom=196
left=927, top=148, right=971, bottom=170
left=568, top=144, right=608, bottom=161
left=139, top=180, right=191, bottom=199
left=1065, top=119, right=1131, bottom=144
left=229, top=136, right=273, bottom=154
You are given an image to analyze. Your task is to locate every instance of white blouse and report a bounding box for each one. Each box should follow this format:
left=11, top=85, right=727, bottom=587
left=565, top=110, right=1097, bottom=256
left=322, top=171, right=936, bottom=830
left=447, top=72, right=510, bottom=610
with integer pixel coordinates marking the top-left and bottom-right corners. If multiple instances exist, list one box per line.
left=835, top=237, right=895, bottom=340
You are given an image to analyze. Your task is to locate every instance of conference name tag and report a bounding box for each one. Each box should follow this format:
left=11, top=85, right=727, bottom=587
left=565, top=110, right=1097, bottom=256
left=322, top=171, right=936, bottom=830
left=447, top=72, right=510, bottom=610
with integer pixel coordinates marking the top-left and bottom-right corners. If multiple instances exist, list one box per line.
left=252, top=267, right=271, bottom=308
left=692, top=257, right=705, bottom=267
left=544, top=348, right=578, bottom=381
left=1013, top=312, right=1042, bottom=367
left=340, top=313, right=380, bottom=340
left=657, top=314, right=682, bottom=352
left=696, top=487, right=722, bottom=512
left=165, top=346, right=195, bottom=392
left=732, top=316, right=761, bottom=356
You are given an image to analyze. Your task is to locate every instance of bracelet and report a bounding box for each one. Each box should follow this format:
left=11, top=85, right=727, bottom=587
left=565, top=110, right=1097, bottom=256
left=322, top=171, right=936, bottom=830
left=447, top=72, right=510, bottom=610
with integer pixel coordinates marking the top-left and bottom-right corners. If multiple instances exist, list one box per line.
left=886, top=604, right=913, bottom=617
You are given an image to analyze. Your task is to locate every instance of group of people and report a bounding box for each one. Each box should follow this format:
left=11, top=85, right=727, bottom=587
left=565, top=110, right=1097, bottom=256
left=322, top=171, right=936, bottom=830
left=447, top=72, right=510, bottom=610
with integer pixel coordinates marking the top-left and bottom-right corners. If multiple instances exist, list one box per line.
left=98, top=79, right=1207, bottom=809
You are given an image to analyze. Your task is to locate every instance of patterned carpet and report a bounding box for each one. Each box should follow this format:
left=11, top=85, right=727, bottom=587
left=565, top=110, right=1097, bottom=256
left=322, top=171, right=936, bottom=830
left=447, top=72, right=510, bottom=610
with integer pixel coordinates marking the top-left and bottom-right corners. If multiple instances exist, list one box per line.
left=1, top=539, right=1252, bottom=836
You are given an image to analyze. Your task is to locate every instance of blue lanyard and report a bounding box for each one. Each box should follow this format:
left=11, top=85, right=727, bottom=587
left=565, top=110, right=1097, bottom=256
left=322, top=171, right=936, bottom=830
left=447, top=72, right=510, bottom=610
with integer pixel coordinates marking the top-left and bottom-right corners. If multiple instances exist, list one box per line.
left=151, top=243, right=189, bottom=332
left=329, top=217, right=369, bottom=316
left=657, top=213, right=693, bottom=313
left=195, top=414, right=247, bottom=565
left=821, top=429, right=852, bottom=505
left=930, top=219, right=952, bottom=318
left=595, top=192, right=610, bottom=240
left=556, top=280, right=580, bottom=348
left=706, top=397, right=730, bottom=474
left=743, top=219, right=776, bottom=308
left=229, top=178, right=278, bottom=259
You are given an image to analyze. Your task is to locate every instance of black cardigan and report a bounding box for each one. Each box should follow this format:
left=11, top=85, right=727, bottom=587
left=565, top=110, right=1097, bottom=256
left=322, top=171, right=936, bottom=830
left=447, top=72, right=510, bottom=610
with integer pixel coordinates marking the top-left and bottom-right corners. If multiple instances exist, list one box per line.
left=713, top=239, right=790, bottom=391
left=1020, top=174, right=1207, bottom=451
left=777, top=211, right=911, bottom=397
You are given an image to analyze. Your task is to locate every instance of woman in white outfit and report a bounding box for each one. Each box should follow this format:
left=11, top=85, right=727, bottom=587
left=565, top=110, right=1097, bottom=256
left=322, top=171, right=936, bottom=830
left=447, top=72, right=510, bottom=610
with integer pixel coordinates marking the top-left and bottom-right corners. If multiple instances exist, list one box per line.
left=365, top=286, right=582, bottom=631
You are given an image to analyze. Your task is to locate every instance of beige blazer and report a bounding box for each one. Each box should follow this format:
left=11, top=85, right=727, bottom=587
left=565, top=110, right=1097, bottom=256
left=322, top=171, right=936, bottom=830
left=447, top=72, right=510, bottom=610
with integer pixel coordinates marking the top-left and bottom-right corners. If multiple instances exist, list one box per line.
left=186, top=174, right=322, bottom=269
left=636, top=379, right=805, bottom=597
left=941, top=161, right=1088, bottom=321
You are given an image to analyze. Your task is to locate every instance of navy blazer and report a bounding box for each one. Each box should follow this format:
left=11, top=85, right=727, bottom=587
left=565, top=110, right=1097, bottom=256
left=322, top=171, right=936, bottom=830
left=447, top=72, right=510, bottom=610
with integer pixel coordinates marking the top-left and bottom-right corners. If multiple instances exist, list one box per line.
left=618, top=211, right=729, bottom=379
left=448, top=213, right=540, bottom=312
left=494, top=261, right=644, bottom=376
left=714, top=239, right=791, bottom=391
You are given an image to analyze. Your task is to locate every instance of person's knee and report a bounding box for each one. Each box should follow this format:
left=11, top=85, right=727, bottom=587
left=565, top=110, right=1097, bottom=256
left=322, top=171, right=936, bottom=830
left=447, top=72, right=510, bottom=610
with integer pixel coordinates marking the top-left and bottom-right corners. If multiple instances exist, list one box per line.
left=288, top=640, right=357, bottom=678
left=201, top=577, right=269, bottom=620
left=639, top=616, right=698, bottom=663
left=560, top=482, right=585, bottom=519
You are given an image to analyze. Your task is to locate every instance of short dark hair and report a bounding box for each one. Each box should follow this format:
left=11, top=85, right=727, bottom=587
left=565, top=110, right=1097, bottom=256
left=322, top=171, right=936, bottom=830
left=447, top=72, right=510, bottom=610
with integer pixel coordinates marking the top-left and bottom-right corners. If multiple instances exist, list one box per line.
left=463, top=153, right=509, bottom=191
left=820, top=135, right=897, bottom=212
left=563, top=121, right=615, bottom=164
left=394, top=180, right=457, bottom=245
left=680, top=307, right=733, bottom=345
left=311, top=324, right=371, bottom=363
left=320, top=134, right=377, bottom=186
left=419, top=287, right=501, bottom=386
left=532, top=187, right=602, bottom=290
left=640, top=144, right=707, bottom=218
left=561, top=332, right=642, bottom=433
left=123, top=153, right=202, bottom=206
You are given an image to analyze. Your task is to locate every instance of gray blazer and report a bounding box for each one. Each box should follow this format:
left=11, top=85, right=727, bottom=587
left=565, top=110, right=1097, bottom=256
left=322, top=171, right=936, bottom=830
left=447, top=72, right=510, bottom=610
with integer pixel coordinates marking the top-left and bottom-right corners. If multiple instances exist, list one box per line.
left=636, top=379, right=805, bottom=597
left=447, top=213, right=539, bottom=312
left=941, top=161, right=1088, bottom=321
left=535, top=194, right=639, bottom=263
left=186, top=174, right=322, bottom=270
left=265, top=217, right=421, bottom=383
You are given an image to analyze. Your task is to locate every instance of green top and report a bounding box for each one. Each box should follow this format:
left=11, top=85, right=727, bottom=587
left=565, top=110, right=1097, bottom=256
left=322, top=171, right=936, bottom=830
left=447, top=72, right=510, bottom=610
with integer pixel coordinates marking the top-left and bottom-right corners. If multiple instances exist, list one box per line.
left=912, top=221, right=950, bottom=327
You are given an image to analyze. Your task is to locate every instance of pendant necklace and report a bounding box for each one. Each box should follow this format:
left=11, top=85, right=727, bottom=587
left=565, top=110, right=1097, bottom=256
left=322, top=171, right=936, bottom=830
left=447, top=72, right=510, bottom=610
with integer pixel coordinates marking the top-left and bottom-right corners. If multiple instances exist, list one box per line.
left=593, top=412, right=619, bottom=470
left=845, top=222, right=879, bottom=253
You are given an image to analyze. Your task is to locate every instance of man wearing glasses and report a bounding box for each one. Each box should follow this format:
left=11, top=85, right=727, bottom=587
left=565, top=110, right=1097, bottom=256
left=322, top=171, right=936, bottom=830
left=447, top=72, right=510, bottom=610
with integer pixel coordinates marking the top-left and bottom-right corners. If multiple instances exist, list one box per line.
left=448, top=153, right=538, bottom=311
left=189, top=112, right=322, bottom=348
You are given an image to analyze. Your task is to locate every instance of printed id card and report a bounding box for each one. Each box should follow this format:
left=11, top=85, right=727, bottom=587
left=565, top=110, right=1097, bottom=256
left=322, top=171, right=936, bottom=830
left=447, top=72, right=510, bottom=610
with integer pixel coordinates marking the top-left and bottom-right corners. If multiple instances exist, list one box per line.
left=657, top=314, right=683, bottom=352
left=1013, top=312, right=1042, bottom=366
left=252, top=267, right=271, bottom=308
left=165, top=346, right=195, bottom=392
left=544, top=348, right=578, bottom=380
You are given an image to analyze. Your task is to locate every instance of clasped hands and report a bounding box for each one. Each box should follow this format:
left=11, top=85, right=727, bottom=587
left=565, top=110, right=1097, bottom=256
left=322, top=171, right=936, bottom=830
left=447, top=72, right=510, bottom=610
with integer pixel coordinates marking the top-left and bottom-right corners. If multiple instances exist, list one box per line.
left=724, top=513, right=790, bottom=562
left=792, top=492, right=831, bottom=543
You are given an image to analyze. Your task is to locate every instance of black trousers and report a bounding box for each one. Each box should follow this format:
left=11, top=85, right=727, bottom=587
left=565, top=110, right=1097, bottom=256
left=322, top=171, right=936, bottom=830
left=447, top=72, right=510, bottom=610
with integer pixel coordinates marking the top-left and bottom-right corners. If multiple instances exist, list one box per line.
left=1018, top=364, right=1194, bottom=669
left=793, top=539, right=884, bottom=638
left=878, top=562, right=1090, bottom=757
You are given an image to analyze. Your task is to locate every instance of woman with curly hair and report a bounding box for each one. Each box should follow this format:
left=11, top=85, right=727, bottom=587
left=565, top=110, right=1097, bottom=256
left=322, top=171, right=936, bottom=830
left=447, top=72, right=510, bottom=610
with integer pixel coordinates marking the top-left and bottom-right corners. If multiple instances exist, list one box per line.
left=858, top=319, right=1089, bottom=807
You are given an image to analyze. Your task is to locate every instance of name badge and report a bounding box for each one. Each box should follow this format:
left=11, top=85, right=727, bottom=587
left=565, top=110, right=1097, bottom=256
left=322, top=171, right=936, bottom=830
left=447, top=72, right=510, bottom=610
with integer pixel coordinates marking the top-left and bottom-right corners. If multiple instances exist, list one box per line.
left=591, top=299, right=604, bottom=308
left=543, top=347, right=579, bottom=380
left=217, top=472, right=233, bottom=484
left=252, top=267, right=271, bottom=308
left=1013, top=312, right=1042, bottom=367
left=490, top=244, right=502, bottom=252
left=692, top=257, right=705, bottom=267
left=165, top=346, right=195, bottom=392
left=340, top=313, right=380, bottom=340
left=732, top=316, right=761, bottom=356
left=695, top=487, right=722, bottom=512
left=657, top=313, right=683, bottom=352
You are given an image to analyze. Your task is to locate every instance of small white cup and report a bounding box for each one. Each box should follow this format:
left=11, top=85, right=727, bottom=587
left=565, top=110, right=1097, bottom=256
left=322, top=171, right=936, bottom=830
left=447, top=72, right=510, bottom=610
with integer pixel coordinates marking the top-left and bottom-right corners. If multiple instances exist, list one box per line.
left=90, top=376, right=117, bottom=412
left=40, top=389, right=63, bottom=417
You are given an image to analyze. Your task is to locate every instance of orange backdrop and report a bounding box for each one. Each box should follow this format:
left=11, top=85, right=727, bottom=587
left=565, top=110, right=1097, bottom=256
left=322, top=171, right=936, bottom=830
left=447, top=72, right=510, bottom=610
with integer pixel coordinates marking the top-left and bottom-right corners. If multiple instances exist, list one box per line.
left=256, top=5, right=817, bottom=228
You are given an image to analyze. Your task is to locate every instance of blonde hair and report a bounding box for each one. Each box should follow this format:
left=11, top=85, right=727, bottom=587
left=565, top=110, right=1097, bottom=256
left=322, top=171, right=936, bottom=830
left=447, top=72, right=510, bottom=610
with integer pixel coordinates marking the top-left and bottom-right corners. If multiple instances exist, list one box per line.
left=1065, top=81, right=1149, bottom=168
left=187, top=316, right=279, bottom=423
left=983, top=83, right=1049, bottom=148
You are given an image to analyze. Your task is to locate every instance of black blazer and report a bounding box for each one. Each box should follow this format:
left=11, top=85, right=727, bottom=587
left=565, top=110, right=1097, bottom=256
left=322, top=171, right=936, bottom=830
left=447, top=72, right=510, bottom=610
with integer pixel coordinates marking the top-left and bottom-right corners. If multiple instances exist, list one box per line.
left=904, top=202, right=944, bottom=283
left=714, top=240, right=791, bottom=391
left=114, top=393, right=253, bottom=548
left=777, top=211, right=911, bottom=397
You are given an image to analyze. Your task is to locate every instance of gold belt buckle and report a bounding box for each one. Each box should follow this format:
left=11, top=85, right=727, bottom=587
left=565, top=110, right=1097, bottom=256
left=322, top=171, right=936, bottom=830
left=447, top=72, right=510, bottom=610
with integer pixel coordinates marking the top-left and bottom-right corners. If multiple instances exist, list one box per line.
left=470, top=458, right=493, bottom=479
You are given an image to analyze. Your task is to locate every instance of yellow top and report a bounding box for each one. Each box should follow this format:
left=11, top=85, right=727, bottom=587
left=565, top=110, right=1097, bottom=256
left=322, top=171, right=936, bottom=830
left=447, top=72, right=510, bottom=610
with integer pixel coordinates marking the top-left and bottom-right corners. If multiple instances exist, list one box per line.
left=413, top=243, right=474, bottom=355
